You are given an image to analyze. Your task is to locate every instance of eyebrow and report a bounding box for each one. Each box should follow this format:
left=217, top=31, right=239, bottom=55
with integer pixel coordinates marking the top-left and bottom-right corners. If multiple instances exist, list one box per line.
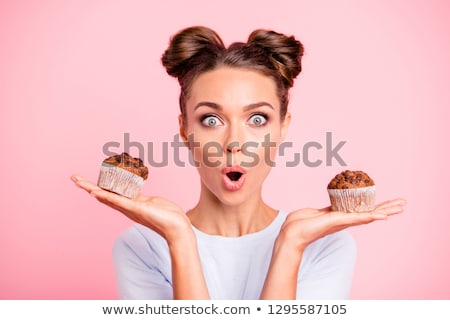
left=194, top=101, right=274, bottom=111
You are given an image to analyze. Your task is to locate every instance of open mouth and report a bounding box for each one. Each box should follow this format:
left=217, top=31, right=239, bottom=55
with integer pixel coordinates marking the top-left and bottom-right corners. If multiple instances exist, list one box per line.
left=226, top=171, right=243, bottom=182
left=222, top=166, right=246, bottom=191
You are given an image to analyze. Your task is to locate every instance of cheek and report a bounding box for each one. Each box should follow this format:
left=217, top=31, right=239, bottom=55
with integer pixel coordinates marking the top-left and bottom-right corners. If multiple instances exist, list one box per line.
left=241, top=133, right=282, bottom=169
left=188, top=131, right=225, bottom=168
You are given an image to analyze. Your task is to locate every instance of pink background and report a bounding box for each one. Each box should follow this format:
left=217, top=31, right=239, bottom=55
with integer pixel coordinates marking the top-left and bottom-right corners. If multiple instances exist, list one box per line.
left=1, top=0, right=449, bottom=299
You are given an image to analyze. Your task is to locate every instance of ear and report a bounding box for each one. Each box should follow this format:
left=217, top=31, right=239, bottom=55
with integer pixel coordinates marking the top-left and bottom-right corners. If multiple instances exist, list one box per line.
left=178, top=114, right=190, bottom=148
left=280, top=112, right=291, bottom=141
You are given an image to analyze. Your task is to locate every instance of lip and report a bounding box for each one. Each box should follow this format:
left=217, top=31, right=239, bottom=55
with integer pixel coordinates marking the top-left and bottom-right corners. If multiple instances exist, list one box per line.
left=221, top=165, right=246, bottom=191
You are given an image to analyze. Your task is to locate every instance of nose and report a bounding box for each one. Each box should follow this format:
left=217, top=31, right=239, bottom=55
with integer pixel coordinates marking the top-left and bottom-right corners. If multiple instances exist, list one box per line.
left=226, top=141, right=242, bottom=153
left=224, top=123, right=243, bottom=155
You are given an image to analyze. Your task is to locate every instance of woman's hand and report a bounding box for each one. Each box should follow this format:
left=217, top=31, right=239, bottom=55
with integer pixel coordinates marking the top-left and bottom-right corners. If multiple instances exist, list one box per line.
left=70, top=175, right=192, bottom=243
left=261, top=198, right=406, bottom=299
left=279, top=198, right=406, bottom=252
left=71, top=174, right=210, bottom=299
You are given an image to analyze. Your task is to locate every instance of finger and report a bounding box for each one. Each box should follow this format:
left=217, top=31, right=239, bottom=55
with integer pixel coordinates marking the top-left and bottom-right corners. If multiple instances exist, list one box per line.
left=93, top=195, right=148, bottom=225
left=324, top=215, right=385, bottom=235
left=90, top=188, right=137, bottom=213
left=375, top=198, right=407, bottom=210
left=90, top=190, right=150, bottom=224
left=318, top=206, right=332, bottom=212
left=357, top=212, right=389, bottom=222
left=332, top=211, right=388, bottom=224
left=373, top=204, right=404, bottom=216
left=340, top=205, right=402, bottom=223
left=287, top=208, right=325, bottom=220
left=71, top=175, right=103, bottom=194
left=135, top=193, right=148, bottom=201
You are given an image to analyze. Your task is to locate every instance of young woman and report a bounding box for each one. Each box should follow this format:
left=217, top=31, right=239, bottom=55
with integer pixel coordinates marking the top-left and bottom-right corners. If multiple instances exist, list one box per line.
left=71, top=26, right=405, bottom=299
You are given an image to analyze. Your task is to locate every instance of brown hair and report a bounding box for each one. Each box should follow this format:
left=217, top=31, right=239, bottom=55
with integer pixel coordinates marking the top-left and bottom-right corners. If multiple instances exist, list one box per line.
left=161, top=26, right=304, bottom=122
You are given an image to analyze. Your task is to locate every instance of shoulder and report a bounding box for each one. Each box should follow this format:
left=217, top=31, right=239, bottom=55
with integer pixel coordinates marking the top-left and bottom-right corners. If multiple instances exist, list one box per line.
left=112, top=224, right=173, bottom=299
left=309, top=230, right=356, bottom=259
left=301, top=230, right=356, bottom=273
left=318, top=230, right=356, bottom=252
left=296, top=231, right=356, bottom=299
left=112, top=224, right=169, bottom=265
left=113, top=224, right=163, bottom=247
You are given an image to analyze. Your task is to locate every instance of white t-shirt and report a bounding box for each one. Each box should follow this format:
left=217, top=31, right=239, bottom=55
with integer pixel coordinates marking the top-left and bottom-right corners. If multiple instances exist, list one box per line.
left=112, top=211, right=356, bottom=299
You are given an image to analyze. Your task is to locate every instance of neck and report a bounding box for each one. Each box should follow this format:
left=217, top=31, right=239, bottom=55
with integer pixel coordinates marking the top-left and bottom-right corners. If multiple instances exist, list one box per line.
left=187, top=183, right=278, bottom=237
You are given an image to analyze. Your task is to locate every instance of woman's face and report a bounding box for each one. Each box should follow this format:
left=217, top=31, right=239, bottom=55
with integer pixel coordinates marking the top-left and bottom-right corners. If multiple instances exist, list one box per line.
left=180, top=67, right=290, bottom=206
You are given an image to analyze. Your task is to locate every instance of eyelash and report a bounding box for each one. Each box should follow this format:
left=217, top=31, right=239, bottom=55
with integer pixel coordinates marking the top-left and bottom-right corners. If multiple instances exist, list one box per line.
left=200, top=114, right=223, bottom=127
left=199, top=113, right=270, bottom=127
left=248, top=113, right=269, bottom=127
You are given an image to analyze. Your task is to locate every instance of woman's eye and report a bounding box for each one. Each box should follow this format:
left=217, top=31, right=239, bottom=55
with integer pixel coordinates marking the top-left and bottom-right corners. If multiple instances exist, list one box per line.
left=249, top=114, right=267, bottom=126
left=201, top=115, right=221, bottom=127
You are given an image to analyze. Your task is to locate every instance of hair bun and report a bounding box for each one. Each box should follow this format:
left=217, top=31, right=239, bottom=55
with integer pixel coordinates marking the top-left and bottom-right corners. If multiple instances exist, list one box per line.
left=161, top=26, right=225, bottom=80
left=247, top=30, right=304, bottom=87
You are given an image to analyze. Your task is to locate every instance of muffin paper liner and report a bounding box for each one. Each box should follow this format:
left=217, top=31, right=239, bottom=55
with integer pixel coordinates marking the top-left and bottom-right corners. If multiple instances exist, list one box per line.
left=327, top=186, right=376, bottom=213
left=97, top=163, right=145, bottom=199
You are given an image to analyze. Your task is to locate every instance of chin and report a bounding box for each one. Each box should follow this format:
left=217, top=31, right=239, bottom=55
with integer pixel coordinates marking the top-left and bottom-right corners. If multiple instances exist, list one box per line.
left=212, top=184, right=261, bottom=208
left=219, top=192, right=248, bottom=206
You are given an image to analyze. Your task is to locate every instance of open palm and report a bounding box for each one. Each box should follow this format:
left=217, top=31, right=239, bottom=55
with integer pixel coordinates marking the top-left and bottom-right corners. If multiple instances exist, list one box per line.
left=281, top=198, right=406, bottom=251
left=71, top=175, right=191, bottom=242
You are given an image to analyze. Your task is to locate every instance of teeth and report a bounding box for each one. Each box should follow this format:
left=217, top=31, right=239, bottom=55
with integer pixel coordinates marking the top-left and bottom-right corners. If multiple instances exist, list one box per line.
left=226, top=172, right=242, bottom=181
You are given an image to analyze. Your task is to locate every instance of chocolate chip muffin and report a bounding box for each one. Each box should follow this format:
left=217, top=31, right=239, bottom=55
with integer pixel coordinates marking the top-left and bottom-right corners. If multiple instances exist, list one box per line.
left=327, top=170, right=376, bottom=212
left=97, top=152, right=148, bottom=198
